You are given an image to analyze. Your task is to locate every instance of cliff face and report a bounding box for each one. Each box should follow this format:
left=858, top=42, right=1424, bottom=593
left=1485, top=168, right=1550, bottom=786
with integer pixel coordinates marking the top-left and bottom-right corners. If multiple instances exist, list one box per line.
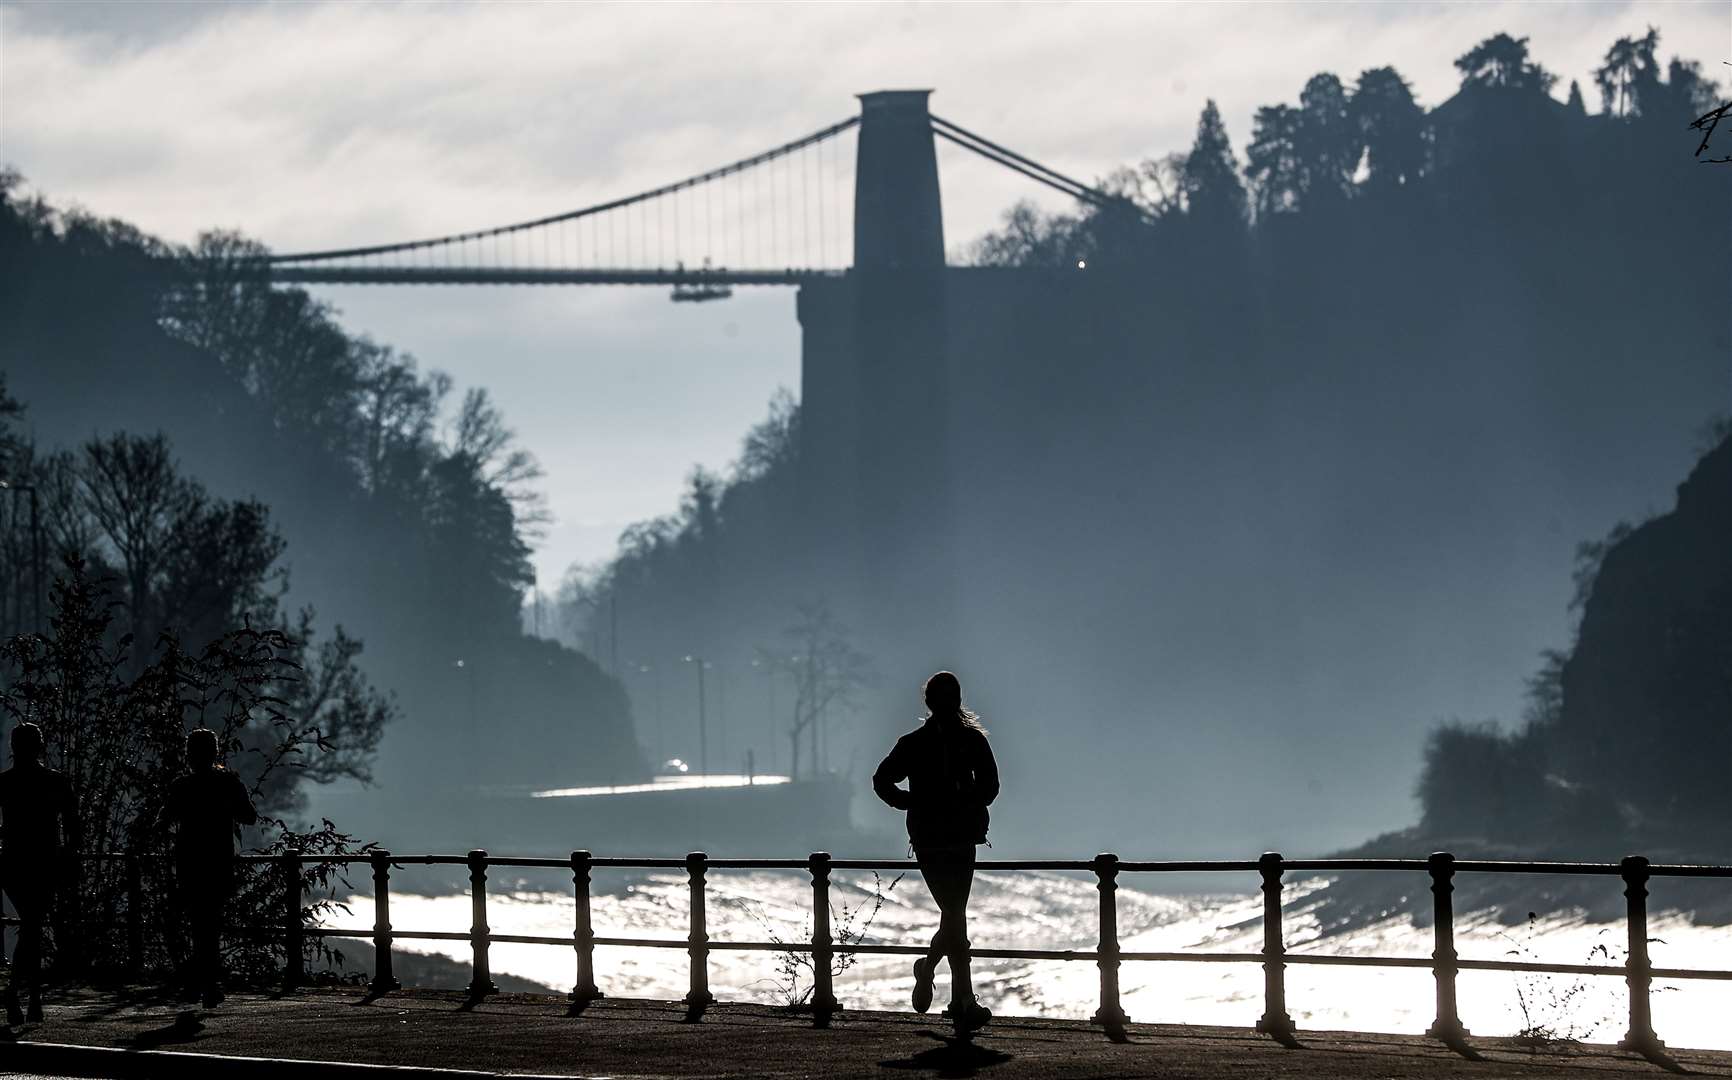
left=1558, top=434, right=1732, bottom=838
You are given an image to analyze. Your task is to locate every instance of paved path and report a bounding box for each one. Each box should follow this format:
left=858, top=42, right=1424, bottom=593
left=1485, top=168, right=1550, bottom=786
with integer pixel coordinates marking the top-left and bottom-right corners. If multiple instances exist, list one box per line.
left=3, top=988, right=1731, bottom=1078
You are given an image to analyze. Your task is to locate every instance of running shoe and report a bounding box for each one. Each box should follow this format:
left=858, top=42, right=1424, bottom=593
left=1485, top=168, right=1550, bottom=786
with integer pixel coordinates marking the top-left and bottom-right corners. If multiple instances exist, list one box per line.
left=910, top=957, right=935, bottom=1013
left=952, top=1000, right=992, bottom=1033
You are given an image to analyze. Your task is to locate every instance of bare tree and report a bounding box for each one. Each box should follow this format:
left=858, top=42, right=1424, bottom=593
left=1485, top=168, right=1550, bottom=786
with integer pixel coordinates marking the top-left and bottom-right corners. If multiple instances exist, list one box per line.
left=448, top=387, right=548, bottom=535
left=765, top=601, right=871, bottom=780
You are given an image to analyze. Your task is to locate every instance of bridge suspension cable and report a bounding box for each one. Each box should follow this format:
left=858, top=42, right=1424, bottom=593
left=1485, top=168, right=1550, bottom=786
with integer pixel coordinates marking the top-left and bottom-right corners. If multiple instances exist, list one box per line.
left=262, top=102, right=1148, bottom=291
left=267, top=115, right=861, bottom=287
left=929, top=114, right=1157, bottom=227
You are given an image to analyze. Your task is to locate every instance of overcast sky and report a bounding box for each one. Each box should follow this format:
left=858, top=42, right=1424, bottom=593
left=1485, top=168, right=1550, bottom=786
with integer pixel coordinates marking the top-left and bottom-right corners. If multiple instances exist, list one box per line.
left=3, top=0, right=1726, bottom=587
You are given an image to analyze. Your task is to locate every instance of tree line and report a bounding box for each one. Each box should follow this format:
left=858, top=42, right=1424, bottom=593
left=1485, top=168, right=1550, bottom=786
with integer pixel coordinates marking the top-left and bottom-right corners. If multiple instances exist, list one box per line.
left=545, top=26, right=1727, bottom=838
left=969, top=30, right=1719, bottom=266
left=0, top=167, right=641, bottom=831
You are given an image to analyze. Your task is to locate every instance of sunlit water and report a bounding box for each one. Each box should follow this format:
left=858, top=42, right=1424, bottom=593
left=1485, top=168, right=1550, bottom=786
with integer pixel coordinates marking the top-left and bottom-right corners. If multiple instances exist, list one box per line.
left=326, top=869, right=1732, bottom=1051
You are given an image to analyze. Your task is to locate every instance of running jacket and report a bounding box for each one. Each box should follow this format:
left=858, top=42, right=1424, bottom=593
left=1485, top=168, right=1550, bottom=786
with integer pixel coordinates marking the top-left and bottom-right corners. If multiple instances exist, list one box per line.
left=872, top=720, right=1000, bottom=848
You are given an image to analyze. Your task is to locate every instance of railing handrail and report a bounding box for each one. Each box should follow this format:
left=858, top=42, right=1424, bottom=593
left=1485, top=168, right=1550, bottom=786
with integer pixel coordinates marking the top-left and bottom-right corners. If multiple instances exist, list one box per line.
left=3, top=848, right=1721, bottom=1060
left=44, top=851, right=1732, bottom=877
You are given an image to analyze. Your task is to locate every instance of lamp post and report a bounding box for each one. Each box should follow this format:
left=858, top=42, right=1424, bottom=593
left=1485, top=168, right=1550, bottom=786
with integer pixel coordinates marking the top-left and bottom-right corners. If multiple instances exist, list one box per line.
left=455, top=658, right=478, bottom=793
left=683, top=655, right=708, bottom=776
left=752, top=658, right=777, bottom=773
left=635, top=662, right=663, bottom=764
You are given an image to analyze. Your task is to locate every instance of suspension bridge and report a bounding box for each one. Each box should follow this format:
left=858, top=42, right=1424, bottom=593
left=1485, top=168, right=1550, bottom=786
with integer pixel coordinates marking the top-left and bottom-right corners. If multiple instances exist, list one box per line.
left=263, top=91, right=1131, bottom=297
left=266, top=91, right=1136, bottom=653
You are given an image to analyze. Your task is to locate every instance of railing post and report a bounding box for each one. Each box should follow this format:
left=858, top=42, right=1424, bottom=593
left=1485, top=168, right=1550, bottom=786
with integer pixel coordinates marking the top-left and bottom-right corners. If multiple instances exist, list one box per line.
left=282, top=848, right=304, bottom=991
left=684, top=851, right=713, bottom=1010
left=1424, top=851, right=1468, bottom=1046
left=125, top=851, right=145, bottom=979
left=369, top=850, right=399, bottom=994
left=1090, top=852, right=1129, bottom=1033
left=1617, top=855, right=1664, bottom=1057
left=570, top=850, right=602, bottom=1002
left=467, top=849, right=496, bottom=998
left=1254, top=851, right=1296, bottom=1044
left=809, top=852, right=839, bottom=1025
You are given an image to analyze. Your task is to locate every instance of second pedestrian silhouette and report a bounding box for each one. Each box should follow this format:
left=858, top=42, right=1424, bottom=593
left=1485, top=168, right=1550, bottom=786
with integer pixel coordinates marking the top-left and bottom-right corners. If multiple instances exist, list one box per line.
left=165, top=728, right=258, bottom=1009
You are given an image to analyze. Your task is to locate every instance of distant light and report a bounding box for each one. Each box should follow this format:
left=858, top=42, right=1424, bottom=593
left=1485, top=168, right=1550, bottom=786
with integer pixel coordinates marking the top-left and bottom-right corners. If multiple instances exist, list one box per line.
left=1076, top=259, right=1087, bottom=270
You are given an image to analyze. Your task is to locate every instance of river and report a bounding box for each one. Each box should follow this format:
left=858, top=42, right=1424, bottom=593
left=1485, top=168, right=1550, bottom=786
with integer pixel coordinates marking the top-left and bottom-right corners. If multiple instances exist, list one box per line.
left=323, top=865, right=1732, bottom=1051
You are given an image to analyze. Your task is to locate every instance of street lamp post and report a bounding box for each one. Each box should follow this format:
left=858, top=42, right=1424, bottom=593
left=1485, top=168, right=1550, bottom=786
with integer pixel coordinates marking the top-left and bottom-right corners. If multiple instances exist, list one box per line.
left=683, top=655, right=708, bottom=776
left=752, top=658, right=777, bottom=774
left=635, top=663, right=663, bottom=764
left=455, top=658, right=478, bottom=793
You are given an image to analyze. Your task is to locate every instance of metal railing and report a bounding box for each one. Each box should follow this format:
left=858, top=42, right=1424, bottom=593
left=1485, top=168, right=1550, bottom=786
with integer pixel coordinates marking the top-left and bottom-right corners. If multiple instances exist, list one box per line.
left=5, top=850, right=1728, bottom=1060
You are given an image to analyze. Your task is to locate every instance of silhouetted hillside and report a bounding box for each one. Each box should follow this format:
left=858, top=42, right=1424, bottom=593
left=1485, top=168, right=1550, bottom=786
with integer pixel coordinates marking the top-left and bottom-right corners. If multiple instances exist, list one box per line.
left=1412, top=430, right=1731, bottom=858
left=555, top=29, right=1727, bottom=856
left=0, top=175, right=645, bottom=826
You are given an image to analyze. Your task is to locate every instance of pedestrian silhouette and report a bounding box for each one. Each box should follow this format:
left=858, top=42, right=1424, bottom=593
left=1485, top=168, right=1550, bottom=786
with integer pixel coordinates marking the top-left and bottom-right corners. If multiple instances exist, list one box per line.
left=0, top=722, right=80, bottom=1025
left=873, top=671, right=999, bottom=1033
left=166, top=728, right=257, bottom=1008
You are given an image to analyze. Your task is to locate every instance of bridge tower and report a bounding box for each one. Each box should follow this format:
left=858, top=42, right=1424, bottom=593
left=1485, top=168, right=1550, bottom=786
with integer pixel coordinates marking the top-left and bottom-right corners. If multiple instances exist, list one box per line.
left=800, top=89, right=956, bottom=668
left=853, top=90, right=945, bottom=272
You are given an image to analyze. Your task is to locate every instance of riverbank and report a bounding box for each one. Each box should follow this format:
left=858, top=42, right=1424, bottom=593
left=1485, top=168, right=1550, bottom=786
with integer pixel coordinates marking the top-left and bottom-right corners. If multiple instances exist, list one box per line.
left=5, top=987, right=1732, bottom=1078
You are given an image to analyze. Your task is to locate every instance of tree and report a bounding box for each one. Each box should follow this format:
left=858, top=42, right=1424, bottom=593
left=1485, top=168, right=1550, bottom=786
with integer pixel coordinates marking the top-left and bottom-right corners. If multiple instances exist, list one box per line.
left=1653, top=57, right=1722, bottom=122
left=765, top=602, right=871, bottom=779
left=1, top=555, right=385, bottom=981
left=8, top=431, right=393, bottom=821
left=78, top=433, right=203, bottom=654
left=1245, top=105, right=1303, bottom=218
left=966, top=200, right=1086, bottom=268
left=1594, top=28, right=1661, bottom=118
left=354, top=341, right=449, bottom=500
left=1296, top=73, right=1359, bottom=207
left=1178, top=100, right=1248, bottom=231
left=1453, top=33, right=1556, bottom=93
left=734, top=388, right=801, bottom=483
left=1353, top=67, right=1428, bottom=192
left=75, top=433, right=287, bottom=664
left=423, top=451, right=535, bottom=637
left=449, top=387, right=547, bottom=532
left=1565, top=80, right=1587, bottom=116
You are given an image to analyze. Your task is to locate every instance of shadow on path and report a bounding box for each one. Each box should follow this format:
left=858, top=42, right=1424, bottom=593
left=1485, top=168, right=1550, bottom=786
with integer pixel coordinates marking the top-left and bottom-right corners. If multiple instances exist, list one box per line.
left=880, top=1030, right=1014, bottom=1078
left=124, top=1010, right=206, bottom=1049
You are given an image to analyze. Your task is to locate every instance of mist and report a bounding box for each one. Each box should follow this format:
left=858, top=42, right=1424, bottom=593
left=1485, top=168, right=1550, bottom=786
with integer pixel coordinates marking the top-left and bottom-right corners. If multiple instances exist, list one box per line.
left=1, top=19, right=1726, bottom=873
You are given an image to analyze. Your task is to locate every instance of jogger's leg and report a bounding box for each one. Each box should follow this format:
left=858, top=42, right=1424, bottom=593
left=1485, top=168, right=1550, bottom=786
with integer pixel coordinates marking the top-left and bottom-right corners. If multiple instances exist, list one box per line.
left=943, top=858, right=976, bottom=1004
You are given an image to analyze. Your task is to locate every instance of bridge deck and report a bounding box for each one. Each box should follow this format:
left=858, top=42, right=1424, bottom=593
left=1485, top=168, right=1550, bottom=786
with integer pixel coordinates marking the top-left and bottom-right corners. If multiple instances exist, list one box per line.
left=8, top=987, right=1732, bottom=1078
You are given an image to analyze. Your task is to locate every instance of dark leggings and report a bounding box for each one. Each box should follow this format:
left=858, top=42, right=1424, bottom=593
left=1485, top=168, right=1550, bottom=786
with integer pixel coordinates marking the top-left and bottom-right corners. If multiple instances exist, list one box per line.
left=2, top=878, right=48, bottom=995
left=916, top=844, right=976, bottom=1003
left=177, top=864, right=233, bottom=994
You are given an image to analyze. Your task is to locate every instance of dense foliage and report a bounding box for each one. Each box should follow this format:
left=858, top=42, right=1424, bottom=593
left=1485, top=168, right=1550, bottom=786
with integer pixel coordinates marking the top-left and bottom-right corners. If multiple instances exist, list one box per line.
left=0, top=179, right=642, bottom=794
left=0, top=556, right=374, bottom=981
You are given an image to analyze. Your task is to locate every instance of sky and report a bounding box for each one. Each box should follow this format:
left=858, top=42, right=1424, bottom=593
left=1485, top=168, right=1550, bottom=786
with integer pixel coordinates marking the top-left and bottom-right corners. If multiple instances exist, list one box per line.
left=2, top=0, right=1727, bottom=588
